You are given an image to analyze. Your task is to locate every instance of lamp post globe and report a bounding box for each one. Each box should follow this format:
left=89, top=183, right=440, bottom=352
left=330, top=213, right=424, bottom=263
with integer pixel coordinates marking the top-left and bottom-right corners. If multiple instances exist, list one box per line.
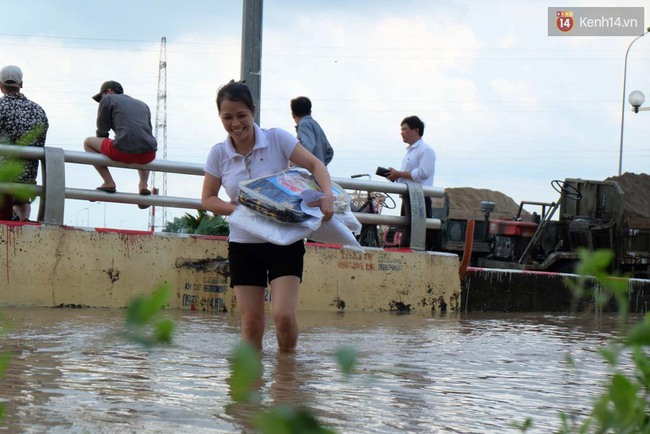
left=629, top=90, right=646, bottom=112
left=618, top=27, right=650, bottom=176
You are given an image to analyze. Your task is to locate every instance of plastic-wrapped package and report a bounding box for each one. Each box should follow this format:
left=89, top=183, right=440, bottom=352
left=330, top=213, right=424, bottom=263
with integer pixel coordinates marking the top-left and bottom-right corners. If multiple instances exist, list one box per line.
left=238, top=169, right=351, bottom=223
left=230, top=169, right=362, bottom=247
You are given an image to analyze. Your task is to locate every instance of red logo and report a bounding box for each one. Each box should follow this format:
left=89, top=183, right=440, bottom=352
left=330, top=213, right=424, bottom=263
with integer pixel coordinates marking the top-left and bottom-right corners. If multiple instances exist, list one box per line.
left=556, top=11, right=574, bottom=32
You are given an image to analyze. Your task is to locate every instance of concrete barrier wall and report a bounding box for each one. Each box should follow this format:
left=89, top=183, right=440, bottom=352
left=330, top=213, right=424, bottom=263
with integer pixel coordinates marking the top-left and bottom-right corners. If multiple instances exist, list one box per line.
left=0, top=223, right=461, bottom=313
left=462, top=266, right=650, bottom=313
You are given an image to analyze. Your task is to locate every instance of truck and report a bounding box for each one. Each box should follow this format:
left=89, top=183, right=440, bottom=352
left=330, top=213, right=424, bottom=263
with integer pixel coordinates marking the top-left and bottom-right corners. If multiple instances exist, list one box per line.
left=427, top=176, right=650, bottom=278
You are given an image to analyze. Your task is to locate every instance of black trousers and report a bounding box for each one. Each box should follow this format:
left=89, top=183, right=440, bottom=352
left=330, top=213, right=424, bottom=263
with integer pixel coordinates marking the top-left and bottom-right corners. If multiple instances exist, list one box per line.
left=400, top=196, right=432, bottom=218
left=400, top=195, right=434, bottom=249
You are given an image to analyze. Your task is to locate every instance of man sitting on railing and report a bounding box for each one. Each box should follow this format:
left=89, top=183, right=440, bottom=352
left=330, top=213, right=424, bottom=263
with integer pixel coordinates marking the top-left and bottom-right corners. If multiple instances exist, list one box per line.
left=0, top=65, right=49, bottom=221
left=83, top=80, right=157, bottom=209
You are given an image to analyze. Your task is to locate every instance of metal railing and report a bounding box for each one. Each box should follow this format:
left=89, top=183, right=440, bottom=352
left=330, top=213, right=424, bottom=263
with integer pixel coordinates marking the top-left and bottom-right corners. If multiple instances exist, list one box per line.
left=0, top=144, right=443, bottom=249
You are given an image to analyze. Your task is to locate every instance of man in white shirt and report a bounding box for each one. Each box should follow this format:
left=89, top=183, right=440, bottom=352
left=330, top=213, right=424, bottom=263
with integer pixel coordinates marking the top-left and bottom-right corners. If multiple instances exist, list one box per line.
left=387, top=115, right=436, bottom=218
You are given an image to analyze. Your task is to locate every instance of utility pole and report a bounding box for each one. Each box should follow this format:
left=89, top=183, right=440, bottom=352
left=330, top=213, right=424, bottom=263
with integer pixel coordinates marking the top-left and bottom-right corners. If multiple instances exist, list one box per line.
left=151, top=36, right=168, bottom=231
left=241, top=0, right=263, bottom=125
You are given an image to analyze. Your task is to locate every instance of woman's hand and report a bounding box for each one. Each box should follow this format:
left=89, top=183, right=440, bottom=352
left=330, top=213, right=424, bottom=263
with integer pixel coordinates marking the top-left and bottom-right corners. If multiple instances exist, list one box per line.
left=316, top=194, right=334, bottom=221
left=289, top=142, right=335, bottom=221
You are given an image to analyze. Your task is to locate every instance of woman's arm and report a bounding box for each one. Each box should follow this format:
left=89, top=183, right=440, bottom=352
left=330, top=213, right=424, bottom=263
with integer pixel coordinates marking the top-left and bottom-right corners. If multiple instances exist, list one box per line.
left=289, top=142, right=335, bottom=221
left=201, top=173, right=237, bottom=216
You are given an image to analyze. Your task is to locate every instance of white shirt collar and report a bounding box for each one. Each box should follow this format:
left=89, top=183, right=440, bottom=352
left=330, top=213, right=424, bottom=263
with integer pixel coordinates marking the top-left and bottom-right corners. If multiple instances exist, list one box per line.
left=223, top=123, right=269, bottom=158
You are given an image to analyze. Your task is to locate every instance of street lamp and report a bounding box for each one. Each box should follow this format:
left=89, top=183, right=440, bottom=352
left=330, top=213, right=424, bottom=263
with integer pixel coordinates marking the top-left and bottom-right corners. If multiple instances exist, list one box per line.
left=628, top=90, right=648, bottom=113
left=74, top=202, right=104, bottom=227
left=618, top=27, right=650, bottom=176
left=75, top=207, right=86, bottom=226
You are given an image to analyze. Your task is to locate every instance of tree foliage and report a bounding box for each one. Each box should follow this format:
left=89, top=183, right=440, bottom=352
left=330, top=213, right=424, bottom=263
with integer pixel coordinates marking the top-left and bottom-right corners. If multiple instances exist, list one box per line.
left=162, top=210, right=229, bottom=236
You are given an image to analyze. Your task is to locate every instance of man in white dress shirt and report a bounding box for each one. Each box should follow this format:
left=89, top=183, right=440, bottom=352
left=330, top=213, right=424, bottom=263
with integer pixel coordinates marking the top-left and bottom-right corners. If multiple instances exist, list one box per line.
left=387, top=115, right=436, bottom=218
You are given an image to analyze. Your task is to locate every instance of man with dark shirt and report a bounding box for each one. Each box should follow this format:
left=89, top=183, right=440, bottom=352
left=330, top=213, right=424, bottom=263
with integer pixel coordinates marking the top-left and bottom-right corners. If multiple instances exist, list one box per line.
left=0, top=65, right=49, bottom=221
left=83, top=80, right=157, bottom=208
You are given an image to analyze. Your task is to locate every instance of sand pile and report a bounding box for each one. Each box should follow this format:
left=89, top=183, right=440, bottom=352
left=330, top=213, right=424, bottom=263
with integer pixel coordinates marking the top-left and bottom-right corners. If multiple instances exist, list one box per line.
left=442, top=173, right=650, bottom=223
left=606, top=172, right=650, bottom=220
left=440, top=187, right=529, bottom=221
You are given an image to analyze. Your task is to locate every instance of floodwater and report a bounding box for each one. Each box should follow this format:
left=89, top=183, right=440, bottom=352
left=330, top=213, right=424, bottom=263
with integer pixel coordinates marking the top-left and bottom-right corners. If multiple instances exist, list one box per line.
left=0, top=308, right=635, bottom=433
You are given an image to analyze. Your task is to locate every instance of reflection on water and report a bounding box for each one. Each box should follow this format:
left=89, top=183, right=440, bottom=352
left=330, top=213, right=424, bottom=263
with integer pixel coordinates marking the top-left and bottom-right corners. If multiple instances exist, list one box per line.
left=0, top=308, right=633, bottom=433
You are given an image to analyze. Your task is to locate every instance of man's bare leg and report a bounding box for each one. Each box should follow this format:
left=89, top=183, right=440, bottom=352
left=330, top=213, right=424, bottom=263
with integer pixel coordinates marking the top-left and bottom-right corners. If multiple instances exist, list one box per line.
left=83, top=137, right=116, bottom=189
left=13, top=203, right=30, bottom=221
left=138, top=169, right=150, bottom=193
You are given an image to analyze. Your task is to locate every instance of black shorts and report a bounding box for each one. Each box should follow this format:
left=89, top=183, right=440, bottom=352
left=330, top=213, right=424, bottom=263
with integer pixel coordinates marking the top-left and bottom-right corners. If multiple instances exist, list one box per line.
left=228, top=241, right=306, bottom=288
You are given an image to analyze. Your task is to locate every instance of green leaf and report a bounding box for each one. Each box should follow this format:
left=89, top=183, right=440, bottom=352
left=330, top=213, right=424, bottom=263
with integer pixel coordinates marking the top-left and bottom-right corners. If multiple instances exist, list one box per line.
left=608, top=374, right=639, bottom=421
left=510, top=417, right=533, bottom=431
left=123, top=284, right=175, bottom=347
left=0, top=160, right=24, bottom=182
left=15, top=123, right=47, bottom=147
left=597, top=346, right=619, bottom=367
left=256, top=405, right=337, bottom=434
left=228, top=343, right=262, bottom=403
left=126, top=284, right=170, bottom=326
left=335, top=346, right=358, bottom=375
left=564, top=353, right=577, bottom=368
left=162, top=210, right=229, bottom=235
left=626, top=319, right=650, bottom=346
left=0, top=352, right=9, bottom=377
left=155, top=318, right=175, bottom=344
left=575, top=248, right=613, bottom=276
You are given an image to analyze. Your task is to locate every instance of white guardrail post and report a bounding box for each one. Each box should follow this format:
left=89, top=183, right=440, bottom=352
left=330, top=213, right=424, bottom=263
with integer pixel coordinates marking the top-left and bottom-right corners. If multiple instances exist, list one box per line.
left=0, top=144, right=444, bottom=249
left=39, top=147, right=66, bottom=224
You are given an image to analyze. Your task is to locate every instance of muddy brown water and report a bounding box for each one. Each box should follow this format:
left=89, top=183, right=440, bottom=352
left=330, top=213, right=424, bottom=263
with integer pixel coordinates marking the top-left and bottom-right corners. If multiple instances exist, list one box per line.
left=0, top=308, right=634, bottom=433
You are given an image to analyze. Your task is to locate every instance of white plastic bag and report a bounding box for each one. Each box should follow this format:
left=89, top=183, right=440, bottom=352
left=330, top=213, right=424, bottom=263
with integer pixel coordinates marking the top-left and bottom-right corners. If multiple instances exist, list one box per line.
left=308, top=215, right=362, bottom=248
left=228, top=203, right=362, bottom=248
left=300, top=201, right=362, bottom=248
left=228, top=206, right=319, bottom=245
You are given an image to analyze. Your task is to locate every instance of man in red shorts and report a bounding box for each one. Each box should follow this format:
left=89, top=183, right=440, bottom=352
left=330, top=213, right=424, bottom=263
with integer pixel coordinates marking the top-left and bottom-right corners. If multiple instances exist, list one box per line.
left=83, top=80, right=157, bottom=207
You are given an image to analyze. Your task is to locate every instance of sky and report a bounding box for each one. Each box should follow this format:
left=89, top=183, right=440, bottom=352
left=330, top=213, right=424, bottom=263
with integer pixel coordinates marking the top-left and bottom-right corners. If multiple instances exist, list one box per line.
left=0, top=0, right=649, bottom=230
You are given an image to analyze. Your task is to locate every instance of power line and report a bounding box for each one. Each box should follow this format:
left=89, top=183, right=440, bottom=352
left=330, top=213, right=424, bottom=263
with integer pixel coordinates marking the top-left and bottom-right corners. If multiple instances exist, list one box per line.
left=0, top=32, right=235, bottom=46
left=1, top=32, right=646, bottom=58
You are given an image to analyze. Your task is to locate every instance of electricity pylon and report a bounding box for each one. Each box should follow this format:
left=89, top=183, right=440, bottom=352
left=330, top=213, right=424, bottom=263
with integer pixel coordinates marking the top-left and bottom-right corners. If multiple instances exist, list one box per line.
left=151, top=36, right=168, bottom=231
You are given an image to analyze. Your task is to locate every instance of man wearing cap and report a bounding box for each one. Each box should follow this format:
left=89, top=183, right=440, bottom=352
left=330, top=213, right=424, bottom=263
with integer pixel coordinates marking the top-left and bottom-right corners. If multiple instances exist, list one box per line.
left=83, top=80, right=157, bottom=207
left=0, top=65, right=49, bottom=221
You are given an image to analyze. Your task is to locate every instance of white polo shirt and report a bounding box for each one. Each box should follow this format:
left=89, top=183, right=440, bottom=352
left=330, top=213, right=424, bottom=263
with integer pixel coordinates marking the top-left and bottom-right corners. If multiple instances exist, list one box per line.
left=204, top=123, right=298, bottom=242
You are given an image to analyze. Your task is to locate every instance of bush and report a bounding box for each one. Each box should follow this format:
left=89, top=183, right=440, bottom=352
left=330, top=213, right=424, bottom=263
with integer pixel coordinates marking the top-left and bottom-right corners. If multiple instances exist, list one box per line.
left=163, top=210, right=229, bottom=235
